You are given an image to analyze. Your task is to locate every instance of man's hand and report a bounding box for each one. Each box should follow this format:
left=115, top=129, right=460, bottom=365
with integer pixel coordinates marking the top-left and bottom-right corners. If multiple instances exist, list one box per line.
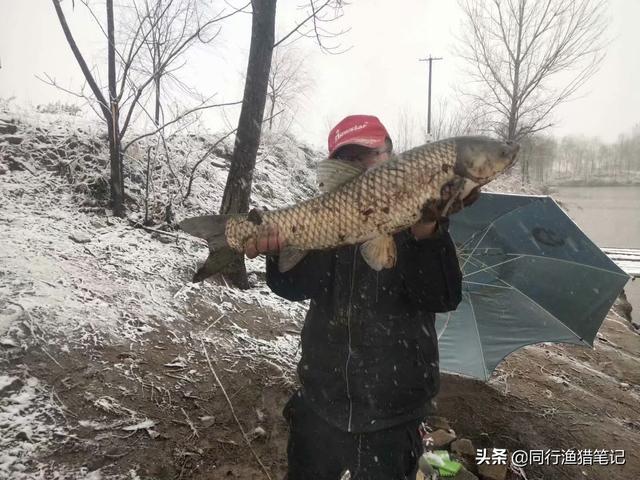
left=244, top=225, right=286, bottom=259
left=463, top=185, right=482, bottom=206
left=410, top=220, right=439, bottom=240
left=412, top=186, right=482, bottom=240
left=448, top=185, right=481, bottom=215
left=437, top=184, right=482, bottom=217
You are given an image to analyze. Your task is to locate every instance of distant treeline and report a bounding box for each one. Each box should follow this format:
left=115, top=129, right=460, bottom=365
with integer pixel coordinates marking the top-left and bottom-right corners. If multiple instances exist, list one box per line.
left=518, top=124, right=640, bottom=186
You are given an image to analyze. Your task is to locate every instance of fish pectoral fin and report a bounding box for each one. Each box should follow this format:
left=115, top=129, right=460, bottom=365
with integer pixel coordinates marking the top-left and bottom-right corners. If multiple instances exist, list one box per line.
left=360, top=235, right=397, bottom=271
left=316, top=158, right=366, bottom=193
left=278, top=247, right=308, bottom=273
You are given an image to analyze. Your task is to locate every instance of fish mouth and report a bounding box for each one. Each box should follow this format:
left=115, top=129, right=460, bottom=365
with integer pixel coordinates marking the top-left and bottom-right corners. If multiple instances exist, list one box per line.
left=499, top=140, right=520, bottom=177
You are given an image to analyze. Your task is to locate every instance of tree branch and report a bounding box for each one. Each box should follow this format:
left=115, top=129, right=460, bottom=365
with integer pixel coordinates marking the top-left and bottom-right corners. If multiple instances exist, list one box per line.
left=123, top=100, right=242, bottom=152
left=51, top=0, right=110, bottom=119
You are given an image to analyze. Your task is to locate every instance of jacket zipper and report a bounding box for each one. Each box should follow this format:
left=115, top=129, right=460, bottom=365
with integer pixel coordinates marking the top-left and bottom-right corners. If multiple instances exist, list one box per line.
left=345, top=246, right=358, bottom=432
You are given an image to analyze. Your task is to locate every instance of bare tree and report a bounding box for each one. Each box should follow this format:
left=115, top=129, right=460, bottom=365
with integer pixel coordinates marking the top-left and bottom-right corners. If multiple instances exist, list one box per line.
left=49, top=0, right=242, bottom=216
left=215, top=0, right=277, bottom=288
left=430, top=98, right=487, bottom=141
left=127, top=0, right=222, bottom=127
left=457, top=0, right=608, bottom=146
left=51, top=0, right=124, bottom=213
left=213, top=0, right=347, bottom=288
left=265, top=47, right=313, bottom=131
left=517, top=134, right=556, bottom=183
left=533, top=127, right=640, bottom=186
left=394, top=108, right=421, bottom=152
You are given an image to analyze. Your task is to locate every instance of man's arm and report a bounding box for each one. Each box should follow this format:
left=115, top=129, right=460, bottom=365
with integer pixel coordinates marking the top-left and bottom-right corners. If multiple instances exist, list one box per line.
left=410, top=220, right=439, bottom=240
left=244, top=225, right=331, bottom=301
left=402, top=185, right=481, bottom=310
left=410, top=184, right=482, bottom=241
left=265, top=251, right=331, bottom=301
left=402, top=218, right=463, bottom=313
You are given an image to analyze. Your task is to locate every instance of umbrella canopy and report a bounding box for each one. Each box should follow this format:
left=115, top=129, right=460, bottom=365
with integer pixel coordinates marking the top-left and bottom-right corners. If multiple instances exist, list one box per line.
left=436, top=192, right=631, bottom=381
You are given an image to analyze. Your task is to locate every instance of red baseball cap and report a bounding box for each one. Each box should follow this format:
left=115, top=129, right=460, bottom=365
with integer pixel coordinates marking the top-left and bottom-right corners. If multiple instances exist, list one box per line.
left=328, top=115, right=391, bottom=158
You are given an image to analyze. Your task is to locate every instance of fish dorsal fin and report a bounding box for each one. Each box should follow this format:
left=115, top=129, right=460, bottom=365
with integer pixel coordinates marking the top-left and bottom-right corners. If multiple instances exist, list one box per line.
left=316, top=159, right=366, bottom=193
left=360, top=235, right=397, bottom=271
left=278, top=247, right=308, bottom=273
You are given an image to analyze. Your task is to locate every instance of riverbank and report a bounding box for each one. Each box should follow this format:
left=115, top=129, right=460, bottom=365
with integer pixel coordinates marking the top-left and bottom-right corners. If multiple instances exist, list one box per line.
left=547, top=174, right=640, bottom=188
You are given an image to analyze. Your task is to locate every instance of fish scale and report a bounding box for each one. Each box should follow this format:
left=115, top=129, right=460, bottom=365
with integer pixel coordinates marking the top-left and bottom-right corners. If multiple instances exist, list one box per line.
left=225, top=140, right=458, bottom=251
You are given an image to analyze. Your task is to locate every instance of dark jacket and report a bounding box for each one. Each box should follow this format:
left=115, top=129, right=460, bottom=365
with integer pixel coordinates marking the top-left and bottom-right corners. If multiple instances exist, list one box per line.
left=266, top=221, right=462, bottom=433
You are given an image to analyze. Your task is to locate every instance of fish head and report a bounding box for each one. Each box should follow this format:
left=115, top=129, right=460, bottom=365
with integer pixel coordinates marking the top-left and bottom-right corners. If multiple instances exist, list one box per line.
left=453, top=136, right=519, bottom=185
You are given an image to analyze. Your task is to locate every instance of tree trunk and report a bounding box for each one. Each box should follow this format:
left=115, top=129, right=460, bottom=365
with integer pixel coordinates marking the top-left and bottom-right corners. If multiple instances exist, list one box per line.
left=154, top=76, right=161, bottom=126
left=107, top=0, right=125, bottom=217
left=511, top=1, right=523, bottom=181
left=218, top=0, right=277, bottom=288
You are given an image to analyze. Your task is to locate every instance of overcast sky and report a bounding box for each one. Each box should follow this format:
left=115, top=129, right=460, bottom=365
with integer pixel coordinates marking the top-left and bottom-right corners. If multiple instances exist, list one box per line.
left=1, top=0, right=639, bottom=150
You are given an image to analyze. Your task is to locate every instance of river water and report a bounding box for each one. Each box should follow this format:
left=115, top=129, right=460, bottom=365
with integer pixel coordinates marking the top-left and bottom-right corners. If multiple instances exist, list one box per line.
left=551, top=186, right=640, bottom=323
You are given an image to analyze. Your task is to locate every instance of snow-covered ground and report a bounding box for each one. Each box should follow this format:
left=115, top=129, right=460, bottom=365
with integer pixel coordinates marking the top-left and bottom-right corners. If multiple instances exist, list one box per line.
left=0, top=108, right=319, bottom=478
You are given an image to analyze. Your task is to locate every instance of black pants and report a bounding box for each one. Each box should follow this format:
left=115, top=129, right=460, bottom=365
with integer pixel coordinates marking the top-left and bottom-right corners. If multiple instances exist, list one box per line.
left=283, top=391, right=423, bottom=480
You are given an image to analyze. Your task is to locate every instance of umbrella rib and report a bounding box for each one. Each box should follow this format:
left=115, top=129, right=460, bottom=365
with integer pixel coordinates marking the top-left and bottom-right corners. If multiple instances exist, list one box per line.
left=457, top=225, right=492, bottom=252
left=457, top=254, right=487, bottom=272
left=504, top=253, right=631, bottom=278
left=457, top=249, right=505, bottom=270
left=437, top=311, right=452, bottom=341
left=463, top=256, right=525, bottom=278
left=456, top=200, right=539, bottom=251
left=465, top=291, right=489, bottom=380
left=457, top=248, right=513, bottom=288
left=493, top=277, right=592, bottom=347
left=461, top=225, right=493, bottom=271
left=452, top=230, right=504, bottom=275
left=462, top=280, right=513, bottom=290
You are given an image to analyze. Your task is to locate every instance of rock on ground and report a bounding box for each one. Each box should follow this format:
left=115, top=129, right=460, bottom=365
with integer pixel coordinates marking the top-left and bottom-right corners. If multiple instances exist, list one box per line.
left=426, top=429, right=457, bottom=448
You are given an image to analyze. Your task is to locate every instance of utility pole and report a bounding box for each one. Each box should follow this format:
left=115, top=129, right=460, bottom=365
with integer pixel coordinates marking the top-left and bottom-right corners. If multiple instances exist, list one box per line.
left=419, top=55, right=442, bottom=137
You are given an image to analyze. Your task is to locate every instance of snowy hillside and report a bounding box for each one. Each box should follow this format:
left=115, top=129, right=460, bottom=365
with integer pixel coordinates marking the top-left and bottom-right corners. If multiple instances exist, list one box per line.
left=0, top=108, right=321, bottom=479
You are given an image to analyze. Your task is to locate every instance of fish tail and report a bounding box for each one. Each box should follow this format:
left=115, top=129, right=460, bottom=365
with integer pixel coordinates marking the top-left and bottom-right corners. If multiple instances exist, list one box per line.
left=192, top=248, right=238, bottom=282
left=179, top=214, right=240, bottom=282
left=179, top=214, right=237, bottom=247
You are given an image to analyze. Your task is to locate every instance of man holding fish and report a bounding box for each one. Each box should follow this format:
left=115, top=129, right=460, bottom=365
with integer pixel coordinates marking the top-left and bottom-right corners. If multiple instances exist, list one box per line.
left=180, top=114, right=518, bottom=478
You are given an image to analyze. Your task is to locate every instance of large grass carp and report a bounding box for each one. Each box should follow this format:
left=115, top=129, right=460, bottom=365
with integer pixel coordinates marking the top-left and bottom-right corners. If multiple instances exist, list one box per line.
left=180, top=136, right=519, bottom=281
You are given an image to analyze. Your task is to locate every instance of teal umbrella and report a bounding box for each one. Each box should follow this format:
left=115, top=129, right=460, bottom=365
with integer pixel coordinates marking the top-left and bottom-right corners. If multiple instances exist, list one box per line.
left=436, top=192, right=631, bottom=381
